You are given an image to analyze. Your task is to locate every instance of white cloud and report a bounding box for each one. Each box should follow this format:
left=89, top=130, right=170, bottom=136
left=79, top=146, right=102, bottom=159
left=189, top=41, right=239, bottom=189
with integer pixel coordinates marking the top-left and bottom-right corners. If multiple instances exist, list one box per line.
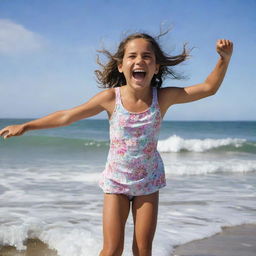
left=0, top=19, right=45, bottom=55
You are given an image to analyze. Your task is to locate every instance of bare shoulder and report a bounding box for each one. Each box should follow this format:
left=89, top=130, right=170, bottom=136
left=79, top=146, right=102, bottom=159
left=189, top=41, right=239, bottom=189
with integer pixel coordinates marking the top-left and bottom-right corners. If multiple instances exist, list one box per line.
left=97, top=87, right=116, bottom=118
left=98, top=87, right=115, bottom=106
left=88, top=87, right=115, bottom=107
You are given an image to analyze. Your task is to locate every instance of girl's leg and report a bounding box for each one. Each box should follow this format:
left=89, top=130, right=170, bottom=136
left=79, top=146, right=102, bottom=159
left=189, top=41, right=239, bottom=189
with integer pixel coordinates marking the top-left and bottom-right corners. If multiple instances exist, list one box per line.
left=99, top=193, right=131, bottom=256
left=131, top=191, right=159, bottom=256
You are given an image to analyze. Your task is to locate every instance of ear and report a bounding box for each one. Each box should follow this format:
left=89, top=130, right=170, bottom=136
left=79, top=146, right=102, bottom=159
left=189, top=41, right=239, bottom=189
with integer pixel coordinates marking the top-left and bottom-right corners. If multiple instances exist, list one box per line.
left=118, top=63, right=123, bottom=73
left=155, top=64, right=160, bottom=75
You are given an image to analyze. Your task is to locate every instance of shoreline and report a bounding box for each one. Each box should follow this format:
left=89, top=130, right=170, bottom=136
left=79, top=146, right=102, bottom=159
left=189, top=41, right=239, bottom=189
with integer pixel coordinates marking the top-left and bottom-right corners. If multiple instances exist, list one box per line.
left=172, top=223, right=256, bottom=256
left=0, top=223, right=255, bottom=256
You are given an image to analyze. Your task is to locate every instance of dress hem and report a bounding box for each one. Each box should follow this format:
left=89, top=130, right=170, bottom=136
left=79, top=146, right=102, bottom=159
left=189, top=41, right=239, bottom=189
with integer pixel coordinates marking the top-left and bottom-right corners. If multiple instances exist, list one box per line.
left=99, top=182, right=167, bottom=197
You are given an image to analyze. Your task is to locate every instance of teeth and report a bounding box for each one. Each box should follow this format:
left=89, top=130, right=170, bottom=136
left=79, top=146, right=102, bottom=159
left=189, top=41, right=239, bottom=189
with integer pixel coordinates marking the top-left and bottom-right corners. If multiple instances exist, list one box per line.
left=133, top=70, right=146, bottom=73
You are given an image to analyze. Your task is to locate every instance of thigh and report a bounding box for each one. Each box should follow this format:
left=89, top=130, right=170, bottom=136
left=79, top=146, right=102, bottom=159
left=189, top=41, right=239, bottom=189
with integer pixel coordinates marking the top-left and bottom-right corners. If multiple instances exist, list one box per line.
left=102, top=193, right=131, bottom=249
left=132, top=191, right=159, bottom=247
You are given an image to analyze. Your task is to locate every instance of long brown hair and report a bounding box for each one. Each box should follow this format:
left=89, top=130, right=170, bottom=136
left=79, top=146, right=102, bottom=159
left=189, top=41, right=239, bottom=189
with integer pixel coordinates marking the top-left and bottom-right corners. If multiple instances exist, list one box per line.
left=95, top=30, right=193, bottom=88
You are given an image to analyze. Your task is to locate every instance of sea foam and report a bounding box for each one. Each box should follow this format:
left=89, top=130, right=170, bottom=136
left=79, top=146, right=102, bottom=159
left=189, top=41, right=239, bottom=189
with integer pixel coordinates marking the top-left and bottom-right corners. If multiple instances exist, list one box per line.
left=158, top=134, right=247, bottom=152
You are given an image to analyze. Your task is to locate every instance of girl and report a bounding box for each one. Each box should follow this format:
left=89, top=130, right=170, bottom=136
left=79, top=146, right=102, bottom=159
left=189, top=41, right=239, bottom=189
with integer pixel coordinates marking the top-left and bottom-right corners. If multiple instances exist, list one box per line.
left=0, top=32, right=233, bottom=256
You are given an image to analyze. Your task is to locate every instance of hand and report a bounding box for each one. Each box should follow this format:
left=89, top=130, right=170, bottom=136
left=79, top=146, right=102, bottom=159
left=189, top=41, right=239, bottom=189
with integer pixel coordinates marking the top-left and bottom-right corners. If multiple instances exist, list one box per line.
left=0, top=124, right=26, bottom=139
left=216, top=39, right=233, bottom=61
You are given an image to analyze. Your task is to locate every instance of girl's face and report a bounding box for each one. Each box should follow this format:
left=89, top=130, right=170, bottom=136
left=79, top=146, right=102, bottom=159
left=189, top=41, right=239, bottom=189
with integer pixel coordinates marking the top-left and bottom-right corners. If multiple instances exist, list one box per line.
left=118, top=38, right=159, bottom=90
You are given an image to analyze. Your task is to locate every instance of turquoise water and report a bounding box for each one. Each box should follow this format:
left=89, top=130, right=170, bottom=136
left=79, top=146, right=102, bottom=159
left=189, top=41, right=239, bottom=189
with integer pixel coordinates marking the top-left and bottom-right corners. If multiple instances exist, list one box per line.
left=0, top=119, right=256, bottom=256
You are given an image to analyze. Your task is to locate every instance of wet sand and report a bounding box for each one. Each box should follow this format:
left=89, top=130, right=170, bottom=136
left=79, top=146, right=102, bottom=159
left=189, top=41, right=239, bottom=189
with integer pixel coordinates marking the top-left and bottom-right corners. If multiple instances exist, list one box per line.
left=172, top=223, right=256, bottom=256
left=0, top=239, right=57, bottom=256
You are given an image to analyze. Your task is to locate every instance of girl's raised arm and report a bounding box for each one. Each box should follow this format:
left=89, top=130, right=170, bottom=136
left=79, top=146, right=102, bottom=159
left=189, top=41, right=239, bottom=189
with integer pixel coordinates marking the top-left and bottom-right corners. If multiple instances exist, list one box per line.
left=0, top=89, right=113, bottom=139
left=161, top=39, right=233, bottom=108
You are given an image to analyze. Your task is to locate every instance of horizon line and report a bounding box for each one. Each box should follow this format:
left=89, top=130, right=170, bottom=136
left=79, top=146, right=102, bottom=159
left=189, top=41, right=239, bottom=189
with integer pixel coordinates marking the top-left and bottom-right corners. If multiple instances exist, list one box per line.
left=0, top=117, right=255, bottom=122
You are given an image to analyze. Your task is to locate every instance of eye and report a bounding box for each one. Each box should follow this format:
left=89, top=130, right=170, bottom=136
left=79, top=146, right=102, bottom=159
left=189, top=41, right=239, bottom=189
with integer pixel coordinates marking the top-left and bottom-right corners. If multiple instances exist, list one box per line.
left=128, top=55, right=136, bottom=59
left=143, top=55, right=152, bottom=59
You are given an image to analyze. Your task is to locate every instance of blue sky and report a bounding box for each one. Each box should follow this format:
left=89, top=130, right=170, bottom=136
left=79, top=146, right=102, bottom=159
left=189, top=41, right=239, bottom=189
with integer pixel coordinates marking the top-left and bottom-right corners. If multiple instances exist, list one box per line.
left=0, top=0, right=255, bottom=121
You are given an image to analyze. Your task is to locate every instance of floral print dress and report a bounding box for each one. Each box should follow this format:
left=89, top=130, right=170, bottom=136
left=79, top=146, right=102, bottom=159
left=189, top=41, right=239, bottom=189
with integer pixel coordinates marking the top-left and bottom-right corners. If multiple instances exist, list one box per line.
left=98, top=86, right=166, bottom=196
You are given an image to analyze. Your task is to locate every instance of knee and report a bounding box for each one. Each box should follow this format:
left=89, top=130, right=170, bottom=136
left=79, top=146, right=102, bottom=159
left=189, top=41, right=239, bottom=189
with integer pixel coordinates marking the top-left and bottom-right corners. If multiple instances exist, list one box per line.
left=133, top=238, right=153, bottom=255
left=135, top=244, right=152, bottom=256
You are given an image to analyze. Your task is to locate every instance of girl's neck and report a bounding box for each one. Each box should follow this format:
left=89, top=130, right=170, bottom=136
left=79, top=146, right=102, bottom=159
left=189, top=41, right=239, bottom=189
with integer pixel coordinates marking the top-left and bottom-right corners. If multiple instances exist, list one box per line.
left=121, top=84, right=152, bottom=102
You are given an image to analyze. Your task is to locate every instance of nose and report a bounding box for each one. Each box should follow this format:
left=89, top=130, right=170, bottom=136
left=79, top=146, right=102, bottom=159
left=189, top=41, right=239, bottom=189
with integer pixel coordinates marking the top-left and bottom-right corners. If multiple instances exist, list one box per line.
left=135, top=55, right=144, bottom=64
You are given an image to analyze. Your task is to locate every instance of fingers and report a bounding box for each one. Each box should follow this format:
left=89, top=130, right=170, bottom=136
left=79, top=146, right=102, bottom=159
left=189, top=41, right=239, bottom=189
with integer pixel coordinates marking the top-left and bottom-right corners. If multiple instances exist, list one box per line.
left=216, top=39, right=233, bottom=59
left=0, top=128, right=10, bottom=139
left=0, top=128, right=6, bottom=136
left=0, top=130, right=9, bottom=139
left=217, top=39, right=233, bottom=47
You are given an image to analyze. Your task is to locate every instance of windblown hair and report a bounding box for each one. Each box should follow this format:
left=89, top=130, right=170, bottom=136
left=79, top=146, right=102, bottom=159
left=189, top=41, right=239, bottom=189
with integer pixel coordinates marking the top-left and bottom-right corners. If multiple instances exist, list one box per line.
left=95, top=30, right=193, bottom=88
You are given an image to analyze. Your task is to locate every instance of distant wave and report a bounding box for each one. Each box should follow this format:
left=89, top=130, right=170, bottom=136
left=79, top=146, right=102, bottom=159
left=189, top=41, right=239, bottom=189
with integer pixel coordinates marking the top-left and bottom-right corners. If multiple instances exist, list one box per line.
left=1, top=134, right=255, bottom=154
left=158, top=135, right=255, bottom=153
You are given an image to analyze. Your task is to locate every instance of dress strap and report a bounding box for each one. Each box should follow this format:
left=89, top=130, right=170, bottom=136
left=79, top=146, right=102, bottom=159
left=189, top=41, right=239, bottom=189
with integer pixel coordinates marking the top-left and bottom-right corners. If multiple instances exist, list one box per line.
left=115, top=87, right=122, bottom=105
left=152, top=87, right=158, bottom=107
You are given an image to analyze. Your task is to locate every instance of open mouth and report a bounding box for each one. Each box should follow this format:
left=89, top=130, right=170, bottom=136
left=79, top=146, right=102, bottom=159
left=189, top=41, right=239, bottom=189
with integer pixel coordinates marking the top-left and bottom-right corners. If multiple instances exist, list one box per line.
left=132, top=70, right=147, bottom=81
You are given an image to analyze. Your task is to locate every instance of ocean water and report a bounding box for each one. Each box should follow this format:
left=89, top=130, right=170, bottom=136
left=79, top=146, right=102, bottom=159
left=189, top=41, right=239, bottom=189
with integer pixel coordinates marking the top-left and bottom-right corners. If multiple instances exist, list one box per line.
left=0, top=118, right=255, bottom=256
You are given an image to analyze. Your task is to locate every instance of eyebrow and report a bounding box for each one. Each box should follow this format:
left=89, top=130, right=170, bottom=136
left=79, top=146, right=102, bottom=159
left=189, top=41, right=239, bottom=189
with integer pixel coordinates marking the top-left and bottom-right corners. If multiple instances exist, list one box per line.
left=127, top=51, right=153, bottom=55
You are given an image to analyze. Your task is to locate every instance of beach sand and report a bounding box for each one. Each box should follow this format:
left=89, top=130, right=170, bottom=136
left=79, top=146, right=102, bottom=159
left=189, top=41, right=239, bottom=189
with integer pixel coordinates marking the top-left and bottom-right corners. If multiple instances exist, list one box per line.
left=172, top=223, right=256, bottom=256
left=0, top=223, right=255, bottom=256
left=0, top=239, right=57, bottom=256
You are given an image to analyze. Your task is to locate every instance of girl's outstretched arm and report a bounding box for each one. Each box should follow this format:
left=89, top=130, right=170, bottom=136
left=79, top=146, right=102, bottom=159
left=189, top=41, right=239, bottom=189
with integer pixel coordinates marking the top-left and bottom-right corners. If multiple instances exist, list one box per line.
left=161, top=39, right=233, bottom=108
left=0, top=89, right=114, bottom=139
